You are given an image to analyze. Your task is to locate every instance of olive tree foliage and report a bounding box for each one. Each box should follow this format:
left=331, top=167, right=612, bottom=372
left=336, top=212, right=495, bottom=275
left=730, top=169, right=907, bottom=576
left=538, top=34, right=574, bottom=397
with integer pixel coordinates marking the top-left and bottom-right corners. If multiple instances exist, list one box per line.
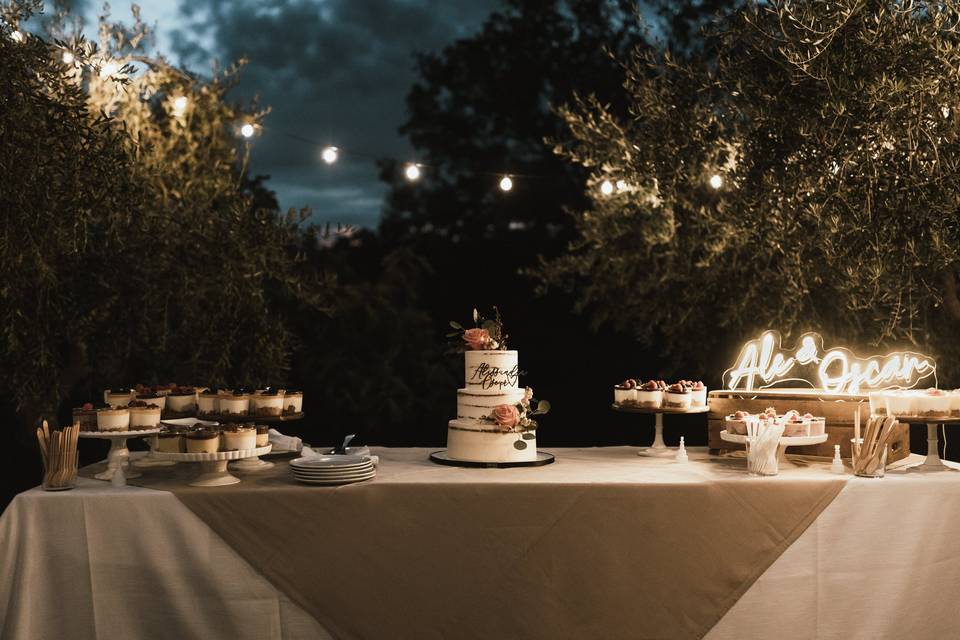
left=0, top=1, right=334, bottom=427
left=540, top=0, right=960, bottom=380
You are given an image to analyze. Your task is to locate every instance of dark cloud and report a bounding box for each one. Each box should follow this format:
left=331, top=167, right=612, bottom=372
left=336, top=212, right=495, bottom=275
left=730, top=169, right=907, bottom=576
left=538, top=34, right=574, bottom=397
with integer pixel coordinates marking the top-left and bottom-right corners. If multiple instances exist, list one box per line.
left=167, top=0, right=499, bottom=227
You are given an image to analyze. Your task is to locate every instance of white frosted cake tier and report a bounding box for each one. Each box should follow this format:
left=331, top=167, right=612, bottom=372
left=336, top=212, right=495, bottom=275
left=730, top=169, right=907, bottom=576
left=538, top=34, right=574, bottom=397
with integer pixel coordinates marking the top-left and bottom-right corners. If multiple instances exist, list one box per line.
left=456, top=387, right=526, bottom=423
left=464, top=350, right=520, bottom=392
left=446, top=419, right=536, bottom=463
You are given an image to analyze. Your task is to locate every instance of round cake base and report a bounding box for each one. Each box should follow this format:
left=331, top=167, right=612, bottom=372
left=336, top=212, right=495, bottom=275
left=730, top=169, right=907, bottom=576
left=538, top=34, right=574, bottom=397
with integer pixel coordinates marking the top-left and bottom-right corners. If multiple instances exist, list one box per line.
left=429, top=450, right=555, bottom=468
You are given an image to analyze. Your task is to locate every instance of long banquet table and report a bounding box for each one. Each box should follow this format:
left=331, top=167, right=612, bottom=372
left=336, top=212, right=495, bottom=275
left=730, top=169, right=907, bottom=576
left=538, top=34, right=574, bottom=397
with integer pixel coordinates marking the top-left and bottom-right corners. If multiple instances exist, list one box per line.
left=2, top=447, right=960, bottom=640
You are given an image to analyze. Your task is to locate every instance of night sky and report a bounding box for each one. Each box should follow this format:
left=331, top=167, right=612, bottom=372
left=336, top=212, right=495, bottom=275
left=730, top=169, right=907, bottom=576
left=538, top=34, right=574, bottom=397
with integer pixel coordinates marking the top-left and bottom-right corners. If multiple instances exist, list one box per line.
left=78, top=0, right=500, bottom=228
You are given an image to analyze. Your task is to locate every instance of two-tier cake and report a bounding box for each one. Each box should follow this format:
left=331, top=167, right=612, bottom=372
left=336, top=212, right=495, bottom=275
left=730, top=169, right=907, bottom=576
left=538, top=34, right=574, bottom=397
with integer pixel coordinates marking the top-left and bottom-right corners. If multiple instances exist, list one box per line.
left=445, top=309, right=548, bottom=463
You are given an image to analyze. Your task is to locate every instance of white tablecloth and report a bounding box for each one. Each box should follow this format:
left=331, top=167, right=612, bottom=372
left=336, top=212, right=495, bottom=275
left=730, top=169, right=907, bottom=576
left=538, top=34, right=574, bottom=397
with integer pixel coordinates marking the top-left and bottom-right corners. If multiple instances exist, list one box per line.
left=2, top=449, right=960, bottom=639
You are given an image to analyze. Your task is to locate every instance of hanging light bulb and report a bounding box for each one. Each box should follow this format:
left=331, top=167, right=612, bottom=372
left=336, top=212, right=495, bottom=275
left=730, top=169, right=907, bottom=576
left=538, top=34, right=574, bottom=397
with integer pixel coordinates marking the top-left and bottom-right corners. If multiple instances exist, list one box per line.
left=404, top=163, right=421, bottom=181
left=709, top=174, right=723, bottom=190
left=172, top=96, right=188, bottom=114
left=321, top=146, right=339, bottom=165
left=499, top=176, right=513, bottom=192
left=600, top=180, right=614, bottom=195
left=240, top=123, right=256, bottom=138
left=62, top=50, right=75, bottom=64
left=10, top=30, right=24, bottom=43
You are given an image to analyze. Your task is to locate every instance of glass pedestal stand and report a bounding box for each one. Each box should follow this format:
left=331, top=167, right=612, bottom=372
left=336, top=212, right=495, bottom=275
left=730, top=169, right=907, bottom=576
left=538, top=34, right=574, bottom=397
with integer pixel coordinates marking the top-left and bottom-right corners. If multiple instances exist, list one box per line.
left=889, top=416, right=960, bottom=473
left=719, top=430, right=829, bottom=469
left=79, top=429, right=161, bottom=485
left=611, top=404, right=709, bottom=456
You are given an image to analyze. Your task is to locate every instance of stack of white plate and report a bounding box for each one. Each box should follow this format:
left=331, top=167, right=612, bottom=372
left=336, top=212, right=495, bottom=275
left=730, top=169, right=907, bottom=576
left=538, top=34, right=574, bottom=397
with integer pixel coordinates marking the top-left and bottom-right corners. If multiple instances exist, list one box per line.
left=289, top=455, right=376, bottom=485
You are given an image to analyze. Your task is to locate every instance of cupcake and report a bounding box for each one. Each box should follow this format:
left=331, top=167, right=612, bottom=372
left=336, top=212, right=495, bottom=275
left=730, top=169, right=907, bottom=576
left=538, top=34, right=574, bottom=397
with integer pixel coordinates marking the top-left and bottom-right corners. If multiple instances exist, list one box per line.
left=635, top=380, right=663, bottom=408
left=197, top=388, right=220, bottom=417
left=72, top=403, right=99, bottom=432
left=220, top=424, right=257, bottom=451
left=283, top=390, right=303, bottom=414
left=684, top=380, right=707, bottom=407
left=166, top=386, right=198, bottom=415
left=156, top=429, right=183, bottom=453
left=782, top=410, right=811, bottom=437
left=663, top=383, right=691, bottom=409
left=725, top=410, right=754, bottom=435
left=97, top=407, right=130, bottom=432
left=803, top=413, right=826, bottom=436
left=251, top=388, right=284, bottom=416
left=255, top=424, right=270, bottom=447
left=103, top=388, right=135, bottom=408
left=885, top=390, right=917, bottom=417
left=613, top=379, right=637, bottom=405
left=219, top=390, right=250, bottom=416
left=128, top=401, right=161, bottom=429
left=918, top=388, right=951, bottom=417
left=185, top=429, right=220, bottom=454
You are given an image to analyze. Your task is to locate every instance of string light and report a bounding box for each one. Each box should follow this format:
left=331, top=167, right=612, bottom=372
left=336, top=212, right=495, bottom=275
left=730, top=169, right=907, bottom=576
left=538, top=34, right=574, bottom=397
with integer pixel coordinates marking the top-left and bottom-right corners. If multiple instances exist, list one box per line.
left=172, top=96, right=188, bottom=115
left=615, top=179, right=628, bottom=191
left=99, top=61, right=119, bottom=79
left=10, top=30, right=23, bottom=43
left=404, top=163, right=421, bottom=181
left=62, top=51, right=75, bottom=64
left=499, top=176, right=513, bottom=192
left=709, top=174, right=723, bottom=189
left=321, top=146, right=339, bottom=165
left=240, top=123, right=256, bottom=138
left=600, top=180, right=614, bottom=195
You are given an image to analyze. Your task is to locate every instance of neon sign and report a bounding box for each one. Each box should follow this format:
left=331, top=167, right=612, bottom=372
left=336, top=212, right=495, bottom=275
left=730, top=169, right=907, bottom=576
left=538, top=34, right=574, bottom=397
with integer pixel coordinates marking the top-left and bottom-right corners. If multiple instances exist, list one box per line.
left=724, top=331, right=936, bottom=394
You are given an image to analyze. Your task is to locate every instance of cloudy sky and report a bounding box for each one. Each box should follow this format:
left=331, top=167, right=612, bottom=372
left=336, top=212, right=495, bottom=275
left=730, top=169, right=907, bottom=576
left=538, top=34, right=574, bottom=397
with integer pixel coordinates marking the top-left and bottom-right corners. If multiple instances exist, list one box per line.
left=81, top=0, right=499, bottom=228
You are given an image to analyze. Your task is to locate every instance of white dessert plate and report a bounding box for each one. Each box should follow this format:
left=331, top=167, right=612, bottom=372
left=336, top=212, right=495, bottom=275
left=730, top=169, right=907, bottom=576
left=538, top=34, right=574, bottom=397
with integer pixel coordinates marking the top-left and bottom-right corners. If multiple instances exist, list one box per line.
left=291, top=462, right=374, bottom=474
left=294, top=472, right=376, bottom=485
left=290, top=455, right=371, bottom=469
left=292, top=468, right=374, bottom=479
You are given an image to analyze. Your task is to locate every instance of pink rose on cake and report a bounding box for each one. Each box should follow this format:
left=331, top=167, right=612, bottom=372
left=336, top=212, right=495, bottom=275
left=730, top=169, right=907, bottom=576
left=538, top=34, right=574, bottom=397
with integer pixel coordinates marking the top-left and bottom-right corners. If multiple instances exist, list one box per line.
left=492, top=404, right=521, bottom=429
left=462, top=328, right=493, bottom=350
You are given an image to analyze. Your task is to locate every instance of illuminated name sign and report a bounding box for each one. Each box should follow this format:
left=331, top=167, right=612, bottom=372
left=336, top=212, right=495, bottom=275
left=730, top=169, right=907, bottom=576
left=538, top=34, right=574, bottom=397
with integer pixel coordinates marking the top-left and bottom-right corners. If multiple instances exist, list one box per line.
left=724, top=331, right=936, bottom=394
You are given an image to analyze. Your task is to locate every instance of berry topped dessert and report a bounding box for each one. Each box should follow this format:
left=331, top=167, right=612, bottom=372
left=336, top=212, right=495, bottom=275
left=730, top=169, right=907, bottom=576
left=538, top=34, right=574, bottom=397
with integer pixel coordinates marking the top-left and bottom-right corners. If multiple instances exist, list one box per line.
left=613, top=378, right=637, bottom=405
left=724, top=409, right=756, bottom=435
left=72, top=402, right=99, bottom=432
left=680, top=380, right=708, bottom=407
left=636, top=379, right=663, bottom=408
left=663, top=383, right=692, bottom=409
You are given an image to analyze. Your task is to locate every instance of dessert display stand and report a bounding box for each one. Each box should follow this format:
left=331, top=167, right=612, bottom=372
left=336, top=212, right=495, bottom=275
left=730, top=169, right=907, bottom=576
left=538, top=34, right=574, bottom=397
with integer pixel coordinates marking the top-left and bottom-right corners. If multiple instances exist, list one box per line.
left=719, top=430, right=829, bottom=469
left=202, top=413, right=304, bottom=471
left=888, top=416, right=960, bottom=473
left=79, top=428, right=161, bottom=485
left=133, top=418, right=221, bottom=469
left=611, top=404, right=709, bottom=456
left=150, top=445, right=273, bottom=486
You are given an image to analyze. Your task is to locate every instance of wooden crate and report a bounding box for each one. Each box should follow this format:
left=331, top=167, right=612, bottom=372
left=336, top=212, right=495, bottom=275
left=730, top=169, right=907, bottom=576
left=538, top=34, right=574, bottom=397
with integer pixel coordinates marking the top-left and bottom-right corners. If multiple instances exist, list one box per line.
left=708, top=390, right=910, bottom=462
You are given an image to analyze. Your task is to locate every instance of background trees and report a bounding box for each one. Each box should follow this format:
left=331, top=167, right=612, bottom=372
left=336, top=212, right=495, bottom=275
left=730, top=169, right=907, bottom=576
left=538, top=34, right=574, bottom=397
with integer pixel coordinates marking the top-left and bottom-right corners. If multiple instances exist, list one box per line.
left=540, top=0, right=960, bottom=382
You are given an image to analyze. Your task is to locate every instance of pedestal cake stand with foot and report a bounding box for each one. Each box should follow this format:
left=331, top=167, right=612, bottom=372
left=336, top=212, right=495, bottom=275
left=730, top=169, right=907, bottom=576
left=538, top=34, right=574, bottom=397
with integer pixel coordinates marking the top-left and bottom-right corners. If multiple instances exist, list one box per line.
left=719, top=430, right=828, bottom=469
left=79, top=429, right=161, bottom=485
left=611, top=404, right=709, bottom=456
left=888, top=416, right=960, bottom=473
left=149, top=445, right=273, bottom=486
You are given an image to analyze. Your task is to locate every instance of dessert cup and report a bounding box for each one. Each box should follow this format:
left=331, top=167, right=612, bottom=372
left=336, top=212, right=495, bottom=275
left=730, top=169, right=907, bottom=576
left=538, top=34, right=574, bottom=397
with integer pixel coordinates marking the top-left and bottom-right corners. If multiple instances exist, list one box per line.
left=917, top=389, right=951, bottom=417
left=613, top=387, right=636, bottom=405
left=166, top=390, right=198, bottom=415
left=885, top=391, right=916, bottom=417
left=129, top=405, right=161, bottom=429
left=255, top=425, right=270, bottom=447
left=156, top=431, right=183, bottom=453
left=104, top=389, right=135, bottom=408
left=635, top=389, right=662, bottom=408
left=251, top=392, right=284, bottom=417
left=219, top=393, right=250, bottom=416
left=868, top=391, right=887, bottom=417
left=283, top=391, right=303, bottom=414
left=221, top=426, right=257, bottom=451
left=72, top=407, right=99, bottom=432
left=97, top=408, right=130, bottom=432
left=197, top=391, right=219, bottom=416
left=185, top=430, right=220, bottom=454
left=663, top=389, right=691, bottom=409
left=136, top=393, right=166, bottom=411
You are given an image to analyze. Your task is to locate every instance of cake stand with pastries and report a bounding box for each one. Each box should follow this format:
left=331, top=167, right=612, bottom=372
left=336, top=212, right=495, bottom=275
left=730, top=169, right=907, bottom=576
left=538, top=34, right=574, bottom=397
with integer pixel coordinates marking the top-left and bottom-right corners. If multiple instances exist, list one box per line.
left=611, top=403, right=709, bottom=456
left=149, top=445, right=273, bottom=486
left=719, top=430, right=828, bottom=469
left=132, top=418, right=221, bottom=469
left=79, top=428, right=161, bottom=485
left=209, top=412, right=305, bottom=471
left=886, top=415, right=960, bottom=473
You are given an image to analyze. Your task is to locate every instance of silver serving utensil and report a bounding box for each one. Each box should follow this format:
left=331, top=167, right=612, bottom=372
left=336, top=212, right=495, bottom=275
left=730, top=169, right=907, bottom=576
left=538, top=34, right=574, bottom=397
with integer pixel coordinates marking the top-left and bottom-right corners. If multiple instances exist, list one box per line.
left=335, top=434, right=356, bottom=455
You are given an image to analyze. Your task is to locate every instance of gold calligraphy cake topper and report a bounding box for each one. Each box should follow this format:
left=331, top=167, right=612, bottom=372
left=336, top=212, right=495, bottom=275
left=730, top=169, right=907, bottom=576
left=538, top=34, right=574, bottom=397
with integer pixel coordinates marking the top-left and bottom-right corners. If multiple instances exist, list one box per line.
left=724, top=331, right=937, bottom=394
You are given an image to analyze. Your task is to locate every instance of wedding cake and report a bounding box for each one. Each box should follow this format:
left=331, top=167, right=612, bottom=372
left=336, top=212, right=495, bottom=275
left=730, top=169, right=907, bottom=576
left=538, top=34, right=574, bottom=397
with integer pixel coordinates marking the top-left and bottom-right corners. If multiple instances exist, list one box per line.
left=446, top=310, right=548, bottom=463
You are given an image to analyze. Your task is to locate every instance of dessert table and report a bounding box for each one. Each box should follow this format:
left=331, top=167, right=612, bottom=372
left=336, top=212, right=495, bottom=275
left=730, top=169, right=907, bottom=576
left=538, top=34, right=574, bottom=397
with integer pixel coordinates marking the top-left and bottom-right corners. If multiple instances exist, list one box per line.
left=2, top=447, right=960, bottom=640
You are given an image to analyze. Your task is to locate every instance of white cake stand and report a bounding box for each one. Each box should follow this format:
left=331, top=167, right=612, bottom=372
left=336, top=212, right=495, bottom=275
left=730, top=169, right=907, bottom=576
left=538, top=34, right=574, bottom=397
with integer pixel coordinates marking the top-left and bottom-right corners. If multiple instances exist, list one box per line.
left=79, top=428, right=161, bottom=484
left=611, top=403, right=709, bottom=456
left=133, top=418, right=221, bottom=469
left=720, top=430, right=828, bottom=469
left=230, top=455, right=274, bottom=471
left=887, top=416, right=960, bottom=473
left=150, top=445, right=272, bottom=486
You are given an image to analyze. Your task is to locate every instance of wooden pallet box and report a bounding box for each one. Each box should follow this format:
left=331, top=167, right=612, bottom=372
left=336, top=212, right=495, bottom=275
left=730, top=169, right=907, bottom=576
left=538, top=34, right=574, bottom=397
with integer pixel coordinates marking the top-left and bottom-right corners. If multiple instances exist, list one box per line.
left=708, top=390, right=910, bottom=462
